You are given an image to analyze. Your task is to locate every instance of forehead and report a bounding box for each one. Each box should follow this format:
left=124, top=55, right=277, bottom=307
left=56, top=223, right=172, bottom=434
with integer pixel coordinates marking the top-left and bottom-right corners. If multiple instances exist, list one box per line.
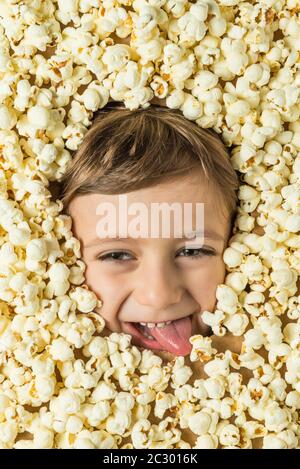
left=68, top=171, right=229, bottom=241
left=69, top=170, right=221, bottom=210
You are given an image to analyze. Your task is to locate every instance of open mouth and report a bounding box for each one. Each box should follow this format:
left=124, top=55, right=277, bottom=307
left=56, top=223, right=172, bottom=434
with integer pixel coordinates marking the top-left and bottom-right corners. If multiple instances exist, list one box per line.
left=135, top=322, right=156, bottom=340
left=122, top=314, right=194, bottom=356
left=123, top=320, right=166, bottom=351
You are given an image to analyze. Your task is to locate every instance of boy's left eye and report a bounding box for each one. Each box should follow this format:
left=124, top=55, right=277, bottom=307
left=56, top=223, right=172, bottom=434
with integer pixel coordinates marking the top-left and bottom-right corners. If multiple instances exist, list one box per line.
left=96, top=247, right=216, bottom=263
left=177, top=247, right=216, bottom=258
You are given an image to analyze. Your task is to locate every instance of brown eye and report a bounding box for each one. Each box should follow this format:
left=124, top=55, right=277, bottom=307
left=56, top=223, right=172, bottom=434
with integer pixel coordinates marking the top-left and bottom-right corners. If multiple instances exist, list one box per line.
left=97, top=251, right=134, bottom=262
left=176, top=248, right=216, bottom=259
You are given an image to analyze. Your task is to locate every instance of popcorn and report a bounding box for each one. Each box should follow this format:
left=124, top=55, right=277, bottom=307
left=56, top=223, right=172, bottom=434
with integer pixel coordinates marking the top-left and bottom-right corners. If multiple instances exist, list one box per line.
left=34, top=376, right=56, bottom=402
left=223, top=247, right=243, bottom=268
left=285, top=391, right=300, bottom=409
left=218, top=423, right=240, bottom=447
left=244, top=329, right=265, bottom=350
left=90, top=381, right=117, bottom=402
left=140, top=364, right=170, bottom=391
left=240, top=255, right=264, bottom=280
left=80, top=88, right=102, bottom=111
left=26, top=238, right=48, bottom=262
left=170, top=356, right=193, bottom=387
left=155, top=391, right=177, bottom=419
left=268, top=377, right=287, bottom=402
left=189, top=335, right=217, bottom=363
left=208, top=16, right=227, bottom=37
left=204, top=354, right=231, bottom=377
left=68, top=286, right=98, bottom=312
left=215, top=285, right=239, bottom=315
left=106, top=409, right=132, bottom=436
left=32, top=426, right=54, bottom=449
left=264, top=404, right=291, bottom=433
left=173, top=384, right=194, bottom=405
left=188, top=410, right=212, bottom=436
left=239, top=349, right=265, bottom=370
left=49, top=337, right=74, bottom=361
left=0, top=105, right=17, bottom=130
left=203, top=376, right=226, bottom=399
left=82, top=336, right=108, bottom=358
left=178, top=12, right=207, bottom=45
left=115, top=392, right=135, bottom=412
left=27, top=106, right=51, bottom=130
left=65, top=415, right=83, bottom=434
left=131, top=419, right=152, bottom=449
left=0, top=421, right=18, bottom=447
left=131, top=403, right=151, bottom=423
left=73, top=437, right=96, bottom=449
left=223, top=313, right=249, bottom=336
left=283, top=323, right=300, bottom=349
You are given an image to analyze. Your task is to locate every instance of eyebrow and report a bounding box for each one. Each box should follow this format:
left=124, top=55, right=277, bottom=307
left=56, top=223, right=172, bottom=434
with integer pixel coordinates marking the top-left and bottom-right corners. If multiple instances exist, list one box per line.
left=83, top=229, right=224, bottom=248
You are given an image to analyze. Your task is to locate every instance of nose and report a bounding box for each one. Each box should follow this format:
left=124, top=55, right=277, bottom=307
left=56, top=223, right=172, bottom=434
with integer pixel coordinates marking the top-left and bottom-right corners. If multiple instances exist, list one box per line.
left=133, top=256, right=183, bottom=311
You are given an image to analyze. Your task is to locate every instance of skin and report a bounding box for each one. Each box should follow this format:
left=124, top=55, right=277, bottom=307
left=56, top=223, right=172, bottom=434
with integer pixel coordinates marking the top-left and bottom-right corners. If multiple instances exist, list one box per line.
left=67, top=168, right=233, bottom=353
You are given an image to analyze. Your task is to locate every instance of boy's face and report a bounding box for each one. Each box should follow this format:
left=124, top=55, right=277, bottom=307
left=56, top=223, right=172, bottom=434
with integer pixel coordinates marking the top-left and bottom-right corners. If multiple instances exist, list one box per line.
left=68, top=169, right=231, bottom=356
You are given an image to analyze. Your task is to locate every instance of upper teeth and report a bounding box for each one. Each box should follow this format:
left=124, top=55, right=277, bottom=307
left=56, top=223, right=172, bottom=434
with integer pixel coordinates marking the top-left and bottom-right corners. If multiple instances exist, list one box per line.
left=140, top=321, right=172, bottom=328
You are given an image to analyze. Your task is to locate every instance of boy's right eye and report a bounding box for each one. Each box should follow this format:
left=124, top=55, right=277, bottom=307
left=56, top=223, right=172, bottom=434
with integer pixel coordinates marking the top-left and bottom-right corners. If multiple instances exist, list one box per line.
left=97, top=251, right=134, bottom=263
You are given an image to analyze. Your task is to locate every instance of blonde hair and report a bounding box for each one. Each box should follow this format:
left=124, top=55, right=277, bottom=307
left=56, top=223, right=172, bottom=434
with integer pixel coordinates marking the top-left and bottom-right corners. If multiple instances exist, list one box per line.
left=59, top=102, right=239, bottom=232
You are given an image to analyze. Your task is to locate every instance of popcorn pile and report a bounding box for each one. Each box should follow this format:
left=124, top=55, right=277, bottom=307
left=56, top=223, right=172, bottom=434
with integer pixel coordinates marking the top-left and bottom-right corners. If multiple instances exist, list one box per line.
left=0, top=0, right=299, bottom=449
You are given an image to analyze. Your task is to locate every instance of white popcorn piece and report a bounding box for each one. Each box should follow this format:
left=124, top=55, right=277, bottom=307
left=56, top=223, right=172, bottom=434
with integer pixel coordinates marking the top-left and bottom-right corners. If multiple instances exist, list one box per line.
left=223, top=313, right=249, bottom=336
left=65, top=415, right=83, bottom=434
left=26, top=238, right=48, bottom=262
left=216, top=285, right=239, bottom=315
left=244, top=329, right=265, bottom=350
left=203, top=377, right=226, bottom=400
left=0, top=105, right=17, bottom=130
left=262, top=434, right=288, bottom=449
left=106, top=409, right=131, bottom=436
left=73, top=437, right=96, bottom=449
left=188, top=410, right=211, bottom=435
left=131, top=419, right=152, bottom=449
left=195, top=432, right=218, bottom=448
left=49, top=337, right=74, bottom=361
left=189, top=335, right=217, bottom=363
left=82, top=401, right=110, bottom=427
left=218, top=423, right=240, bottom=447
left=170, top=356, right=193, bottom=388
left=34, top=376, right=56, bottom=402
left=82, top=336, right=108, bottom=358
left=239, top=349, right=264, bottom=370
left=225, top=272, right=248, bottom=294
left=264, top=404, right=291, bottom=433
left=69, top=286, right=98, bottom=312
left=155, top=391, right=177, bottom=422
left=0, top=420, right=18, bottom=446
left=27, top=106, right=51, bottom=130
left=204, top=354, right=231, bottom=377
left=32, top=426, right=54, bottom=449
left=90, top=381, right=117, bottom=402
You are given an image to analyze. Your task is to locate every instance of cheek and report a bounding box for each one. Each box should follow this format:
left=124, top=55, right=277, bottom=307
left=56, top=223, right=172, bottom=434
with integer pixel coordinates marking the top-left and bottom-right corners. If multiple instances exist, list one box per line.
left=84, top=262, right=122, bottom=299
left=189, top=259, right=226, bottom=308
left=83, top=262, right=126, bottom=327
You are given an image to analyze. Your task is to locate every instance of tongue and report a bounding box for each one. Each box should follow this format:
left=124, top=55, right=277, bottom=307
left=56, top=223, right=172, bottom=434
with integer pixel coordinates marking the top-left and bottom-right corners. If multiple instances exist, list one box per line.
left=147, top=316, right=193, bottom=356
